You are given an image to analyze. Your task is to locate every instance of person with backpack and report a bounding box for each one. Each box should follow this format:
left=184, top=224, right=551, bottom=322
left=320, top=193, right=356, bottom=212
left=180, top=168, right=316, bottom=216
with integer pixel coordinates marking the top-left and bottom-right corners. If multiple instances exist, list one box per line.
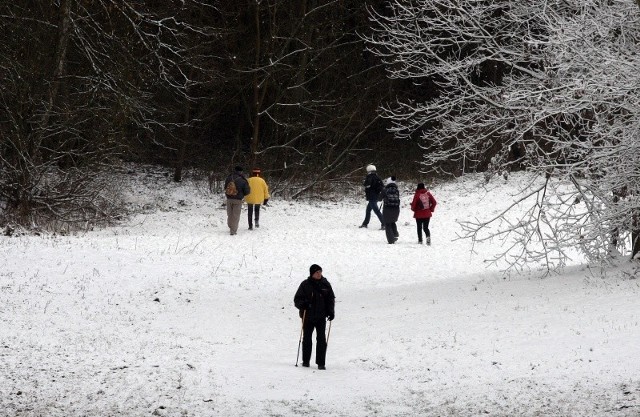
left=294, top=264, right=335, bottom=370
left=224, top=166, right=250, bottom=235
left=410, top=182, right=437, bottom=245
left=359, top=164, right=385, bottom=230
left=381, top=176, right=401, bottom=244
left=245, top=168, right=270, bottom=230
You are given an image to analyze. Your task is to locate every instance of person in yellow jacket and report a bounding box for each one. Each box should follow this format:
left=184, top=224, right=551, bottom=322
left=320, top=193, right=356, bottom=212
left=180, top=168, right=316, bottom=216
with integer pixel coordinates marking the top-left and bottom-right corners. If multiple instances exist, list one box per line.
left=245, top=168, right=270, bottom=230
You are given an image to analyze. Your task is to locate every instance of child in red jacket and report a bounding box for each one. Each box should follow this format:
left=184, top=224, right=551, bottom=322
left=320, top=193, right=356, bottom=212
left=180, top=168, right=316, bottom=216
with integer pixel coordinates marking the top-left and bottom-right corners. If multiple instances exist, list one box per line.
left=410, top=183, right=437, bottom=245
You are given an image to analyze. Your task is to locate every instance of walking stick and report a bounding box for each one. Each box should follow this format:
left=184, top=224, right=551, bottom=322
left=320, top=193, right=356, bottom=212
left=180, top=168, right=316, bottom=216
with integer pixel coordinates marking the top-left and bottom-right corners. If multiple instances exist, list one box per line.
left=295, top=310, right=306, bottom=367
left=326, top=319, right=332, bottom=346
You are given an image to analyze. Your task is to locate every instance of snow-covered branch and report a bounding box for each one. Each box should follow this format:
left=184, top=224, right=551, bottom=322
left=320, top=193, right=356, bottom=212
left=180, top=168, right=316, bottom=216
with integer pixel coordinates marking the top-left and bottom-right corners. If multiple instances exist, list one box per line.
left=367, top=0, right=640, bottom=266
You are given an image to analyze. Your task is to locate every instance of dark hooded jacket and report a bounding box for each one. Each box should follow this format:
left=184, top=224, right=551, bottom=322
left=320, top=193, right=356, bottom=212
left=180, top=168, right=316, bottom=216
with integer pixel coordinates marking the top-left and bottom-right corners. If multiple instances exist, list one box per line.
left=363, top=172, right=384, bottom=201
left=294, top=277, right=335, bottom=322
left=381, top=181, right=400, bottom=223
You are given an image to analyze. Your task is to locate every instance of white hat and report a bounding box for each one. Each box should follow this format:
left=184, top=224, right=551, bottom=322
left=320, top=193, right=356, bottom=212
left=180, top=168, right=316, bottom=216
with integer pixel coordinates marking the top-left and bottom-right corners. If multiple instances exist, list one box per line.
left=366, top=164, right=376, bottom=173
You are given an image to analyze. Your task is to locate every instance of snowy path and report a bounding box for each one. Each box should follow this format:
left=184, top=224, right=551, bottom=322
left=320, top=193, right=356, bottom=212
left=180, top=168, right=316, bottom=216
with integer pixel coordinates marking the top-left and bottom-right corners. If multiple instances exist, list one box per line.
left=1, top=172, right=639, bottom=416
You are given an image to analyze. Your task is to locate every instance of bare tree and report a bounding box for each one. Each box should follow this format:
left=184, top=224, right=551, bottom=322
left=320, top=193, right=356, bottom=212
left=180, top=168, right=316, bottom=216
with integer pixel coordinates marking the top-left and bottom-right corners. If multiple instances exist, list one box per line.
left=0, top=1, right=220, bottom=228
left=366, top=0, right=640, bottom=267
left=212, top=0, right=393, bottom=193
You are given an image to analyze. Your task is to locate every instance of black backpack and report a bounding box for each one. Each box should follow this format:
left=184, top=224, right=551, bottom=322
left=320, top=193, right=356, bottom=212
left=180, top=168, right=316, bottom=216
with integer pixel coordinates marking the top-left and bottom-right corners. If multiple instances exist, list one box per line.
left=384, top=184, right=400, bottom=207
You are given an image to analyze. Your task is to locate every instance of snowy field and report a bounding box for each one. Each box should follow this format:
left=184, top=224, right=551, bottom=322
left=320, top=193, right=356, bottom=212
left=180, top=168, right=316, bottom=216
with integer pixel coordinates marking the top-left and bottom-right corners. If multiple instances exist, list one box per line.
left=1, top=167, right=639, bottom=417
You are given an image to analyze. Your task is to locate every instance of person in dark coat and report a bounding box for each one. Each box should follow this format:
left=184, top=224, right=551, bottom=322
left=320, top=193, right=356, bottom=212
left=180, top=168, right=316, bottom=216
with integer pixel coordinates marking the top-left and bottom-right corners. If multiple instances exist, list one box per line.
left=410, top=183, right=437, bottom=245
left=359, top=164, right=385, bottom=229
left=381, top=176, right=401, bottom=244
left=294, top=264, right=336, bottom=370
left=224, top=166, right=250, bottom=235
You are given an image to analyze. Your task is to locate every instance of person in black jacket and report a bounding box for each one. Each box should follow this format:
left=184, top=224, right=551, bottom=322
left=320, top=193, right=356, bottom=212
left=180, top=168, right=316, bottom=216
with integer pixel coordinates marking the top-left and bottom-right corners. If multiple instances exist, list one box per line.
left=359, top=164, right=385, bottom=229
left=294, top=264, right=336, bottom=370
left=381, top=176, right=401, bottom=244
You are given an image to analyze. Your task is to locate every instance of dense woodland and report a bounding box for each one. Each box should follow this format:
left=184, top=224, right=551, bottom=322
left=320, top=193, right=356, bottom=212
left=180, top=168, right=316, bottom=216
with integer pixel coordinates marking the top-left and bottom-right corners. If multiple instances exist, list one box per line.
left=1, top=1, right=415, bottom=187
left=1, top=1, right=639, bottom=264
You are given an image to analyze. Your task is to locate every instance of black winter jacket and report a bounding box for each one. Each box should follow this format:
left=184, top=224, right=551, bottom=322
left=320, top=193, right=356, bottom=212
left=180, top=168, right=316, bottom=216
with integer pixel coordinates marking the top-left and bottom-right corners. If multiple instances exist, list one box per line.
left=363, top=173, right=383, bottom=201
left=381, top=182, right=400, bottom=223
left=294, top=277, right=335, bottom=322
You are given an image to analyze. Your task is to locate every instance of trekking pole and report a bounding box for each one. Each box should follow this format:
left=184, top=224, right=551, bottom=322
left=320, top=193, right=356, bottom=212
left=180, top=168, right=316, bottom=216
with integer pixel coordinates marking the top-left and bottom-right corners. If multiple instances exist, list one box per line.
left=326, top=319, right=332, bottom=347
left=295, top=310, right=306, bottom=367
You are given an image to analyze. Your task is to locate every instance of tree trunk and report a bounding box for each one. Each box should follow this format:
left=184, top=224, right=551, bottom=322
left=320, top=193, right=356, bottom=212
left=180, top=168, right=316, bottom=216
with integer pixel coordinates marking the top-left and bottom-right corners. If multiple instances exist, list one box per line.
left=35, top=0, right=72, bottom=158
left=174, top=64, right=196, bottom=183
left=632, top=211, right=640, bottom=260
left=173, top=103, right=191, bottom=183
left=249, top=1, right=263, bottom=169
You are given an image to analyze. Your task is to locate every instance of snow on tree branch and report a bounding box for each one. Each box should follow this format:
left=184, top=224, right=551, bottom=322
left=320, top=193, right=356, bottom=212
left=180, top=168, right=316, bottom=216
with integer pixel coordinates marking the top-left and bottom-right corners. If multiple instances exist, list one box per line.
left=367, top=0, right=640, bottom=267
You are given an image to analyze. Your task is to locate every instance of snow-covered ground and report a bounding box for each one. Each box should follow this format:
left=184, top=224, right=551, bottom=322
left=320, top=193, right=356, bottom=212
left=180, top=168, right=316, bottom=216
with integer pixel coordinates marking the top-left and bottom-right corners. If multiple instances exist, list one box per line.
left=1, top=167, right=639, bottom=416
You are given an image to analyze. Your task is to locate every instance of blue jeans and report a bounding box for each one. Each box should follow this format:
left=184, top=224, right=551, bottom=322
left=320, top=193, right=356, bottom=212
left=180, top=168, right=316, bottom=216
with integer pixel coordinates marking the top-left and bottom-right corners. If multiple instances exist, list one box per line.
left=363, top=200, right=383, bottom=226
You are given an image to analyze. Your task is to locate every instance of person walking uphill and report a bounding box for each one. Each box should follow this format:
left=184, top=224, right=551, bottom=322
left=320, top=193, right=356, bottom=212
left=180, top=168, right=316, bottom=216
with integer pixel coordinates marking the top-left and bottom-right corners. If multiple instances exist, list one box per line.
left=224, top=166, right=250, bottom=235
left=360, top=164, right=385, bottom=229
left=245, top=168, right=270, bottom=230
left=381, top=176, right=401, bottom=244
left=294, top=264, right=335, bottom=370
left=410, top=183, right=437, bottom=245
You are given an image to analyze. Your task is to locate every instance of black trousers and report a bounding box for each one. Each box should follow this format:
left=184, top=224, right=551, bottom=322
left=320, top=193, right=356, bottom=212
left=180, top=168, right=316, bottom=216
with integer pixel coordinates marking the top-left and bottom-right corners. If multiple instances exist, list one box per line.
left=302, top=318, right=327, bottom=366
left=385, top=222, right=399, bottom=243
left=247, top=204, right=261, bottom=227
left=416, top=218, right=431, bottom=241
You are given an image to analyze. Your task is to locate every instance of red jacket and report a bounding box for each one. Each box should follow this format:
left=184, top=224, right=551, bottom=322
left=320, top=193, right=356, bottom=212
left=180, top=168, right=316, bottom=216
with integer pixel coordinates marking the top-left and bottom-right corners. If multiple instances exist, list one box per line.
left=410, top=189, right=437, bottom=219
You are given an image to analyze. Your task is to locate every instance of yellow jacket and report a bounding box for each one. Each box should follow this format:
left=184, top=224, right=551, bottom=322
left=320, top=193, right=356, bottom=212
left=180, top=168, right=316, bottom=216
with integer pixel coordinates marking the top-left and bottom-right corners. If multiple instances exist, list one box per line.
left=246, top=176, right=270, bottom=205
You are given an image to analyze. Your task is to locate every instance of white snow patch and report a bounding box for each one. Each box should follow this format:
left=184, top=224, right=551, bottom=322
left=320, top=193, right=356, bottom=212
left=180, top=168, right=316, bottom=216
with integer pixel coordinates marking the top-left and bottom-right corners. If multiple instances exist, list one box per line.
left=1, top=168, right=639, bottom=416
